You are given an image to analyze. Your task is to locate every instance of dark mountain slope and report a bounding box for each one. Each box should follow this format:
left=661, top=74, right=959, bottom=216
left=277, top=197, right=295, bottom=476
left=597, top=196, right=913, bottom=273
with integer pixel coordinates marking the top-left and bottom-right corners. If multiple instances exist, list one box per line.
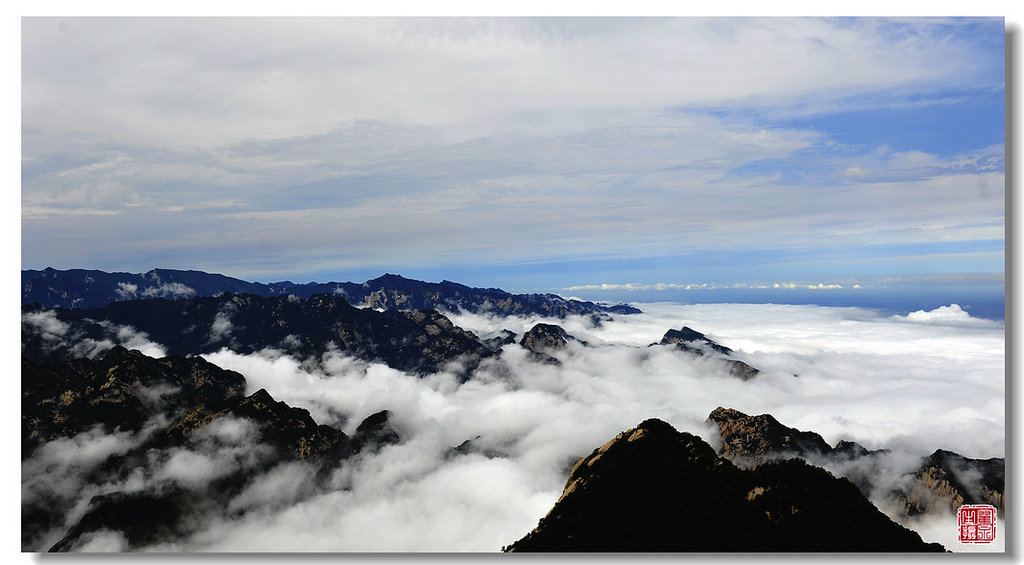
left=655, top=328, right=759, bottom=380
left=504, top=418, right=943, bottom=552
left=22, top=346, right=247, bottom=459
left=22, top=293, right=496, bottom=376
left=22, top=347, right=399, bottom=551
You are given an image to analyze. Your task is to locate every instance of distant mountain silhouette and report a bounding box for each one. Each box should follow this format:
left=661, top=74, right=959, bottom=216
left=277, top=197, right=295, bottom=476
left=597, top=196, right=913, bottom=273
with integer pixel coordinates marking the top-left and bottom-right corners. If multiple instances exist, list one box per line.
left=22, top=268, right=640, bottom=317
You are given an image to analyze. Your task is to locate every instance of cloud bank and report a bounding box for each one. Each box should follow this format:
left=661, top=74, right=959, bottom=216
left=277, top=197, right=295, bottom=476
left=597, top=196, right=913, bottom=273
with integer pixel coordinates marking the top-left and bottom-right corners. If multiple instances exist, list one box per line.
left=24, top=301, right=1002, bottom=552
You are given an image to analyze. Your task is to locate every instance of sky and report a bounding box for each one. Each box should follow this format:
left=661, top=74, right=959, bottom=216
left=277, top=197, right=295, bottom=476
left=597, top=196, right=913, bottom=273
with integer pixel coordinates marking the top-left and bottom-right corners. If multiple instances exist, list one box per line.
left=19, top=16, right=1007, bottom=309
left=19, top=301, right=1006, bottom=552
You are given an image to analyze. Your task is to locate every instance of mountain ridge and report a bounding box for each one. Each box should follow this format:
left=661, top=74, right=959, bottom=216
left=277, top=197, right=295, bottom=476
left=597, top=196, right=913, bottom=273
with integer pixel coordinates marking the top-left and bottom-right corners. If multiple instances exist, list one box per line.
left=22, top=267, right=640, bottom=317
left=504, top=418, right=945, bottom=552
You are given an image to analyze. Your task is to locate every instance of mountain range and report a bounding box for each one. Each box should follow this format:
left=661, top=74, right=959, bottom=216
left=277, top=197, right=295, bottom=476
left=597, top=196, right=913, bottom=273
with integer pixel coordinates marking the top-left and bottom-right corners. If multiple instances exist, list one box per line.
left=22, top=267, right=641, bottom=317
left=22, top=281, right=757, bottom=380
left=20, top=268, right=1001, bottom=552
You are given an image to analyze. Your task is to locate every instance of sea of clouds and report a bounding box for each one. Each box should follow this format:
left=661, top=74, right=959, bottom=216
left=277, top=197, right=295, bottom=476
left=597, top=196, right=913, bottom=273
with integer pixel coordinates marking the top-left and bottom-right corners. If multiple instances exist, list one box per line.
left=22, top=301, right=1005, bottom=552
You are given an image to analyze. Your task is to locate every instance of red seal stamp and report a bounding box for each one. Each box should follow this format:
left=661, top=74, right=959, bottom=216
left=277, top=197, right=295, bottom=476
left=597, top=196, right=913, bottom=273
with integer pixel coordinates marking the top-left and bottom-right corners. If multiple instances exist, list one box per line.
left=957, top=504, right=997, bottom=544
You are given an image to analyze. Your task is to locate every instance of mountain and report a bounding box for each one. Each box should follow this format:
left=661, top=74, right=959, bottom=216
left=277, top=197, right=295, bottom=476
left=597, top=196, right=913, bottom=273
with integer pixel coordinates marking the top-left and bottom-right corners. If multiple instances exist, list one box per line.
left=22, top=268, right=641, bottom=317
left=22, top=293, right=498, bottom=377
left=22, top=346, right=400, bottom=551
left=707, top=406, right=834, bottom=466
left=503, top=418, right=944, bottom=552
left=706, top=407, right=1005, bottom=518
left=887, top=449, right=1005, bottom=519
left=654, top=328, right=759, bottom=380
left=517, top=323, right=588, bottom=366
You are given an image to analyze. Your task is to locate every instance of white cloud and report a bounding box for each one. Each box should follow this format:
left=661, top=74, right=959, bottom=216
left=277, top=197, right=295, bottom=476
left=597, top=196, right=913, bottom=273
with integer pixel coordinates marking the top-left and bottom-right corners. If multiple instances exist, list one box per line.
left=114, top=282, right=138, bottom=300
left=22, top=309, right=69, bottom=342
left=140, top=282, right=197, bottom=299
left=23, top=301, right=1004, bottom=551
left=897, top=303, right=1001, bottom=328
left=69, top=530, right=130, bottom=552
left=208, top=303, right=237, bottom=344
left=169, top=302, right=1006, bottom=551
left=564, top=281, right=855, bottom=292
left=21, top=18, right=999, bottom=150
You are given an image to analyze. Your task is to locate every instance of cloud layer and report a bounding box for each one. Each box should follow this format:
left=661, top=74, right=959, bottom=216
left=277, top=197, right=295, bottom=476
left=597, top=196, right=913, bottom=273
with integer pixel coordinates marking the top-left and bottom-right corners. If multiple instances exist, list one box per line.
left=21, top=18, right=1005, bottom=288
left=24, top=301, right=1002, bottom=552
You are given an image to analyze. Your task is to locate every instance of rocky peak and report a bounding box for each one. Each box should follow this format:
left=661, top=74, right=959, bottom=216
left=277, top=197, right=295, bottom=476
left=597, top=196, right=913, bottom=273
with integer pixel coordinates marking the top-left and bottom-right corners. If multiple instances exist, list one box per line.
left=654, top=328, right=759, bottom=380
left=707, top=407, right=832, bottom=466
left=519, top=323, right=575, bottom=352
left=660, top=326, right=733, bottom=355
left=504, top=418, right=943, bottom=552
left=518, top=323, right=586, bottom=366
left=888, top=449, right=1005, bottom=518
left=352, top=410, right=401, bottom=452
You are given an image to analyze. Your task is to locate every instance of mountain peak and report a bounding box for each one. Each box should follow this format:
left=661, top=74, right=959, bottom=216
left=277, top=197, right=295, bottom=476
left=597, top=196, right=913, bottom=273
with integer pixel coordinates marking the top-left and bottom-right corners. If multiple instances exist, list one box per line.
left=505, top=418, right=943, bottom=552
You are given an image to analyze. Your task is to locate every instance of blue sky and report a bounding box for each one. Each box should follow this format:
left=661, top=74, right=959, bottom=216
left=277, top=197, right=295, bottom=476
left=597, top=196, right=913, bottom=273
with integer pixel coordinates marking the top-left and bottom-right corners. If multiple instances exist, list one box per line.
left=20, top=17, right=1006, bottom=305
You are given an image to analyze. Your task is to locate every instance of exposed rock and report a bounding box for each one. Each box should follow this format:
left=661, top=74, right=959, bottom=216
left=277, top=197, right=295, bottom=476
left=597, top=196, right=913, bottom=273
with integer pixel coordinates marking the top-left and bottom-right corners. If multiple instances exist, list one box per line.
left=519, top=323, right=585, bottom=366
left=520, top=323, right=579, bottom=351
left=659, top=326, right=734, bottom=355
left=707, top=407, right=832, bottom=466
left=887, top=449, right=1005, bottom=518
left=504, top=418, right=943, bottom=552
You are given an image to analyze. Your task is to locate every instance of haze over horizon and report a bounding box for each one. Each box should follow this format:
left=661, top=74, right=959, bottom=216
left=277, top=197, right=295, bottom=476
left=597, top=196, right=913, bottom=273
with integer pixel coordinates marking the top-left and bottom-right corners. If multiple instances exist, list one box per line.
left=21, top=17, right=1005, bottom=305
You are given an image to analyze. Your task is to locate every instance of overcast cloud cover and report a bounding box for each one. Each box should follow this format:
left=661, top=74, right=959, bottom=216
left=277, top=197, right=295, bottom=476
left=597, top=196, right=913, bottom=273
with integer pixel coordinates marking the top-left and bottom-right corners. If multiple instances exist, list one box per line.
left=21, top=16, right=1005, bottom=296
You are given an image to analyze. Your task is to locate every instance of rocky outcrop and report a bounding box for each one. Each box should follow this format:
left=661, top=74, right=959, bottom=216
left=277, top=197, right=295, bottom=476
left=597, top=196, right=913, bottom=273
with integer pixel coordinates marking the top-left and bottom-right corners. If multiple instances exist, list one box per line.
left=519, top=323, right=585, bottom=366
left=504, top=419, right=943, bottom=552
left=659, top=326, right=734, bottom=355
left=481, top=329, right=518, bottom=352
left=887, top=449, right=1005, bottom=518
left=351, top=410, right=402, bottom=453
left=654, top=328, right=759, bottom=380
left=707, top=407, right=833, bottom=466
